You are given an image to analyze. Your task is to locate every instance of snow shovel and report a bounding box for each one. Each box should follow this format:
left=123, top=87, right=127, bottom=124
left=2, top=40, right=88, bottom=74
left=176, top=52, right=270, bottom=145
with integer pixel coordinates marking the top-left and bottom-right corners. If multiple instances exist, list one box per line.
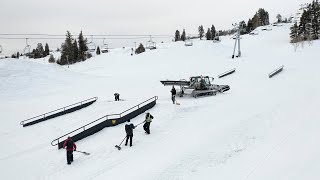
left=115, top=136, right=127, bottom=150
left=74, top=150, right=90, bottom=155
left=135, top=121, right=145, bottom=127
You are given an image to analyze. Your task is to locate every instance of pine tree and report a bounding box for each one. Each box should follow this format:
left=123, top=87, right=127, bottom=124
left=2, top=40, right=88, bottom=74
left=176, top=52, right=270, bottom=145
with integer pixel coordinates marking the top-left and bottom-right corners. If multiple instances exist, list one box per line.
left=276, top=14, right=282, bottom=23
left=78, top=31, right=88, bottom=61
left=198, top=25, right=204, bottom=40
left=206, top=28, right=211, bottom=40
left=34, top=43, right=44, bottom=58
left=240, top=21, right=247, bottom=35
left=73, top=39, right=79, bottom=61
left=247, top=18, right=253, bottom=32
left=96, top=46, right=101, bottom=55
left=310, top=0, right=320, bottom=39
left=48, top=54, right=55, bottom=63
left=59, top=31, right=74, bottom=65
left=44, top=43, right=50, bottom=56
left=175, top=30, right=181, bottom=42
left=290, top=22, right=299, bottom=43
left=16, top=52, right=20, bottom=59
left=251, top=8, right=270, bottom=29
left=181, top=29, right=186, bottom=41
left=210, top=25, right=216, bottom=40
left=135, top=43, right=145, bottom=54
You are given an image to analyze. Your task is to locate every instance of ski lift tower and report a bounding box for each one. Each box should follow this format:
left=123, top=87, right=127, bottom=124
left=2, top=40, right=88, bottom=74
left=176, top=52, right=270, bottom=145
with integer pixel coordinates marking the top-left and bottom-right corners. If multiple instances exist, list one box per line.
left=232, top=23, right=242, bottom=59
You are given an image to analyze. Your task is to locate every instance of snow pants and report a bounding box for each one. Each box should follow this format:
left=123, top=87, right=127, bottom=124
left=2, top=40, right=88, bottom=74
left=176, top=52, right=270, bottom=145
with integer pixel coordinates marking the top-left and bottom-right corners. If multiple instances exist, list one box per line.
left=171, top=95, right=176, bottom=104
left=125, top=135, right=133, bottom=146
left=143, top=122, right=151, bottom=134
left=66, top=150, right=74, bottom=164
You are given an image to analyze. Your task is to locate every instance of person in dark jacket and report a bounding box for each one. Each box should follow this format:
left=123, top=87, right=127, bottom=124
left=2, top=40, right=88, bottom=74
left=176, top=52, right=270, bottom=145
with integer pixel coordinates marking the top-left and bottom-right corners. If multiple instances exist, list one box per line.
left=63, top=136, right=77, bottom=165
left=125, top=120, right=135, bottom=147
left=143, top=112, right=153, bottom=134
left=170, top=86, right=176, bottom=104
left=114, top=93, right=120, bottom=101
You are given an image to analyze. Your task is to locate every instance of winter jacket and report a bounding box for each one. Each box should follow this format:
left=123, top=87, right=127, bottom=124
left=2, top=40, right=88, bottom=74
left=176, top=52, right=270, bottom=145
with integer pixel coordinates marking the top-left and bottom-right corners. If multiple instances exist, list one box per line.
left=63, top=138, right=77, bottom=151
left=171, top=88, right=176, bottom=95
left=125, top=123, right=135, bottom=136
left=145, top=113, right=153, bottom=123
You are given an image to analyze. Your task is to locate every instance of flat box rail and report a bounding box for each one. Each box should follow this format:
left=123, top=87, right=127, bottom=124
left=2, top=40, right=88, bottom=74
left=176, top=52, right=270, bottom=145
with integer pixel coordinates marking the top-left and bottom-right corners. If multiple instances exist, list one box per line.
left=20, top=97, right=98, bottom=127
left=218, top=68, right=236, bottom=78
left=269, top=65, right=284, bottom=78
left=51, top=96, right=158, bottom=149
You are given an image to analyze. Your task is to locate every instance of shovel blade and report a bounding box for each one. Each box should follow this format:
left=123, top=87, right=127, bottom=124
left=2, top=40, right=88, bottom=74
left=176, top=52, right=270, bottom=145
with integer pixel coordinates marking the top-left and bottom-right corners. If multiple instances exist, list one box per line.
left=115, top=145, right=121, bottom=150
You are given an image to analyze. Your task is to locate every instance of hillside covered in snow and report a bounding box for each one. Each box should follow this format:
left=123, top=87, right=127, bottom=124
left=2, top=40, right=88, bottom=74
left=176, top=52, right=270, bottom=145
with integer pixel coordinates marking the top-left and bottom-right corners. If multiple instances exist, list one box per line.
left=0, top=24, right=320, bottom=180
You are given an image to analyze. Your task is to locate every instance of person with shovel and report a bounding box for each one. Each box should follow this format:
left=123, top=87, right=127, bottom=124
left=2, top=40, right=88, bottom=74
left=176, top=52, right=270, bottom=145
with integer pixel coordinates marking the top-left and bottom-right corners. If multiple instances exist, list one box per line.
left=143, top=112, right=153, bottom=134
left=63, top=136, right=77, bottom=165
left=125, top=120, right=135, bottom=147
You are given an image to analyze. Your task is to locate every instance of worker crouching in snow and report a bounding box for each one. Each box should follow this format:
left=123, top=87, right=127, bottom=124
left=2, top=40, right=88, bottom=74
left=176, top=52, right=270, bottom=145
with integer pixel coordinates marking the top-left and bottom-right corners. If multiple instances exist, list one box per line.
left=63, top=136, right=77, bottom=165
left=143, top=112, right=153, bottom=134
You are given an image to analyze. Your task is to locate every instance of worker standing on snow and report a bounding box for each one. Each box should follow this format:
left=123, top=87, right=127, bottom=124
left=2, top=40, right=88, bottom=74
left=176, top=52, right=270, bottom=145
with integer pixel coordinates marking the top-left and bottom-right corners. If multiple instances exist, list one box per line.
left=125, top=120, right=135, bottom=147
left=170, top=86, right=176, bottom=104
left=114, top=93, right=120, bottom=101
left=143, top=112, right=153, bottom=134
left=63, top=136, right=77, bottom=165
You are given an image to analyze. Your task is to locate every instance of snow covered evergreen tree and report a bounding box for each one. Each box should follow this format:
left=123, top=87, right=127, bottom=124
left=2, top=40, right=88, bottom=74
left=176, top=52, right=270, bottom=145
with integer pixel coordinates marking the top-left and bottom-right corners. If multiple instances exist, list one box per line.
left=206, top=28, right=211, bottom=40
left=59, top=31, right=74, bottom=65
left=78, top=31, right=88, bottom=61
left=175, top=30, right=181, bottom=42
left=181, top=29, right=186, bottom=41
left=198, top=25, right=204, bottom=40
left=276, top=14, right=282, bottom=23
left=73, top=39, right=79, bottom=61
left=290, top=22, right=299, bottom=43
left=135, top=43, right=145, bottom=54
left=96, top=46, right=101, bottom=55
left=44, top=43, right=50, bottom=56
left=210, top=25, right=216, bottom=40
left=35, top=43, right=44, bottom=59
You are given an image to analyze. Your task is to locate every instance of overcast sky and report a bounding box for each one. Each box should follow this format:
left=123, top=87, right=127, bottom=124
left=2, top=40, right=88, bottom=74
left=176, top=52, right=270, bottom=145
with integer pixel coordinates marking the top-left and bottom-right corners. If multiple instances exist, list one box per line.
left=0, top=0, right=309, bottom=55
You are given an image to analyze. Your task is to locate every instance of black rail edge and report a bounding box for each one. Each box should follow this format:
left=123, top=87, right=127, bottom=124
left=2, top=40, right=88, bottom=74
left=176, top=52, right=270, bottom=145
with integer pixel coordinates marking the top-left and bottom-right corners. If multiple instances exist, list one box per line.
left=218, top=68, right=236, bottom=78
left=20, top=97, right=98, bottom=127
left=268, top=65, right=284, bottom=78
left=51, top=96, right=158, bottom=149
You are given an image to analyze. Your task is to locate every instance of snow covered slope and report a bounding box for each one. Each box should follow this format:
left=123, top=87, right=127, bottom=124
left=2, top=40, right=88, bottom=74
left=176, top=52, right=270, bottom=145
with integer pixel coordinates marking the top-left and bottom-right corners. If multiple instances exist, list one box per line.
left=0, top=24, right=320, bottom=180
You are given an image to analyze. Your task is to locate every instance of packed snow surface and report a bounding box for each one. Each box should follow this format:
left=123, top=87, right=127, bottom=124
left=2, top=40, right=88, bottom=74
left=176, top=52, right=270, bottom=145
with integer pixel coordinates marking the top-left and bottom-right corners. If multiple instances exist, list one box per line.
left=0, top=24, right=320, bottom=180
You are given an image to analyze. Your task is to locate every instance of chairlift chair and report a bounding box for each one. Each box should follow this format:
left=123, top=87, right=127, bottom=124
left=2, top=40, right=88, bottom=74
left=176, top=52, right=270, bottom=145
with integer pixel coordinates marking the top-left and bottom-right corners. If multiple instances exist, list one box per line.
left=146, top=36, right=157, bottom=50
left=101, top=38, right=109, bottom=53
left=184, top=38, right=193, bottom=46
left=87, top=35, right=96, bottom=52
left=23, top=38, right=31, bottom=56
left=146, top=41, right=156, bottom=50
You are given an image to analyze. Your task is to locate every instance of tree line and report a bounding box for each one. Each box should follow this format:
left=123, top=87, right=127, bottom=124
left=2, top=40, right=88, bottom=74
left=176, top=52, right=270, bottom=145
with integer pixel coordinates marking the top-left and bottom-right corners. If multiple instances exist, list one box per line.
left=173, top=8, right=270, bottom=41
left=290, top=0, right=320, bottom=43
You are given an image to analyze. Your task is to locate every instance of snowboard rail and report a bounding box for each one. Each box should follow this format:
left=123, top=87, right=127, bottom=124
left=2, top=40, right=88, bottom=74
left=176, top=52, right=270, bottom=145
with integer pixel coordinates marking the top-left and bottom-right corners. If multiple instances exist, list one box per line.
left=20, top=97, right=98, bottom=127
